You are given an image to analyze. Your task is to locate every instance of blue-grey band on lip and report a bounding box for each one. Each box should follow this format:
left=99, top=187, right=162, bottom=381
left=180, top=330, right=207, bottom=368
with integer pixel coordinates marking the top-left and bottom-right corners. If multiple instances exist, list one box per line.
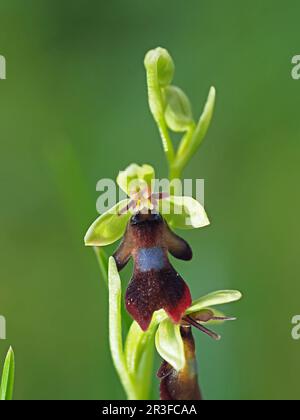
left=137, top=247, right=165, bottom=272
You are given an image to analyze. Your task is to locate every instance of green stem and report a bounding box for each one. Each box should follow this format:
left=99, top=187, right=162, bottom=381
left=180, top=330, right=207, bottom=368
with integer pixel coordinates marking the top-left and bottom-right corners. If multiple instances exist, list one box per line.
left=158, top=118, right=176, bottom=166
left=169, top=124, right=195, bottom=181
left=169, top=164, right=182, bottom=182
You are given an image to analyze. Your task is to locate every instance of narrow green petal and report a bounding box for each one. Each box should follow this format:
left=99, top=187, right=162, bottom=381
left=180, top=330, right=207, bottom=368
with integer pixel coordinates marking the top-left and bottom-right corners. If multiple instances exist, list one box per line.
left=190, top=86, right=216, bottom=155
left=84, top=200, right=131, bottom=247
left=155, top=319, right=185, bottom=371
left=187, top=290, right=242, bottom=314
left=161, top=196, right=210, bottom=229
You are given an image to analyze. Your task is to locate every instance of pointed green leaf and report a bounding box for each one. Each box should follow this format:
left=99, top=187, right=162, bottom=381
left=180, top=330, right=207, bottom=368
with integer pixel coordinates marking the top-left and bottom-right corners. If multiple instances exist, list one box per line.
left=164, top=85, right=194, bottom=132
left=84, top=200, right=131, bottom=247
left=117, top=164, right=155, bottom=196
left=124, top=311, right=165, bottom=399
left=187, top=290, right=242, bottom=314
left=192, top=86, right=216, bottom=152
left=125, top=313, right=162, bottom=375
left=124, top=320, right=156, bottom=399
left=108, top=257, right=124, bottom=366
left=108, top=257, right=137, bottom=400
left=125, top=322, right=153, bottom=375
left=0, top=347, right=15, bottom=401
left=161, top=195, right=210, bottom=229
left=155, top=319, right=185, bottom=371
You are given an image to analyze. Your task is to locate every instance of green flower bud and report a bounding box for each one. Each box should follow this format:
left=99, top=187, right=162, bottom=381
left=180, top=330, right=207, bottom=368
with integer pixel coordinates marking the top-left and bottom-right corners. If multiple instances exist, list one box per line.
left=164, top=85, right=194, bottom=132
left=144, top=47, right=175, bottom=87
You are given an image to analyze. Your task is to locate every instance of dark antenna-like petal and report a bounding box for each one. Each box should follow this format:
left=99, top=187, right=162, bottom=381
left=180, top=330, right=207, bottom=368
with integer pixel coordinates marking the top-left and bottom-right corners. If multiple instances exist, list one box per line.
left=184, top=315, right=221, bottom=341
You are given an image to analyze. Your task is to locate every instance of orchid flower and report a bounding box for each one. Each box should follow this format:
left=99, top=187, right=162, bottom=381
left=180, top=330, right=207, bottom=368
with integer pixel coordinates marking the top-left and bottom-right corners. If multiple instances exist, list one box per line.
left=156, top=292, right=241, bottom=400
left=108, top=254, right=242, bottom=400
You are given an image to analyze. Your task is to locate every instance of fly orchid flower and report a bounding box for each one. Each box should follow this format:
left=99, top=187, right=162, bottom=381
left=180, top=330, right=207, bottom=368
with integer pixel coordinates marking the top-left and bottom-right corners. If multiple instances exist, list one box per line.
left=109, top=256, right=242, bottom=401
left=113, top=212, right=193, bottom=331
left=154, top=290, right=242, bottom=400
left=84, top=163, right=210, bottom=247
left=85, top=164, right=210, bottom=330
left=157, top=326, right=202, bottom=400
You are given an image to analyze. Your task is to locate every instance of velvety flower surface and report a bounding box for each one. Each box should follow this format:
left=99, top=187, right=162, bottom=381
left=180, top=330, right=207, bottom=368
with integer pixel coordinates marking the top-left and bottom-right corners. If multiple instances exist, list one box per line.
left=113, top=212, right=193, bottom=331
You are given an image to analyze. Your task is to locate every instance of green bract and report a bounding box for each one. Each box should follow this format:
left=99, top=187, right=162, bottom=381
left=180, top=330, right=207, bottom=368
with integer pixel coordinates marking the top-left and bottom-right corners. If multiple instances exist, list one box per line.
left=84, top=163, right=210, bottom=247
left=176, top=86, right=216, bottom=173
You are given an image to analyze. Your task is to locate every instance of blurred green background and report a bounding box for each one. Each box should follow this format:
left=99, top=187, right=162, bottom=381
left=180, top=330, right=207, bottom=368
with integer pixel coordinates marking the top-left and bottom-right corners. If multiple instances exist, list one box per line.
left=1, top=0, right=299, bottom=400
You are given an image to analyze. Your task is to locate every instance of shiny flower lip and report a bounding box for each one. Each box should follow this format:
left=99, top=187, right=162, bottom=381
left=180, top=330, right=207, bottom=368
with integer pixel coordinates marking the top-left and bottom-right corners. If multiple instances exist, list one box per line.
left=113, top=212, right=193, bottom=331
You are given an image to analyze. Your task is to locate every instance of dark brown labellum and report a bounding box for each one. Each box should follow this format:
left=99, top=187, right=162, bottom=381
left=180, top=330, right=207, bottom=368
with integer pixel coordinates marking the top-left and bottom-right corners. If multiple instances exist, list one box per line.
left=113, top=213, right=193, bottom=331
